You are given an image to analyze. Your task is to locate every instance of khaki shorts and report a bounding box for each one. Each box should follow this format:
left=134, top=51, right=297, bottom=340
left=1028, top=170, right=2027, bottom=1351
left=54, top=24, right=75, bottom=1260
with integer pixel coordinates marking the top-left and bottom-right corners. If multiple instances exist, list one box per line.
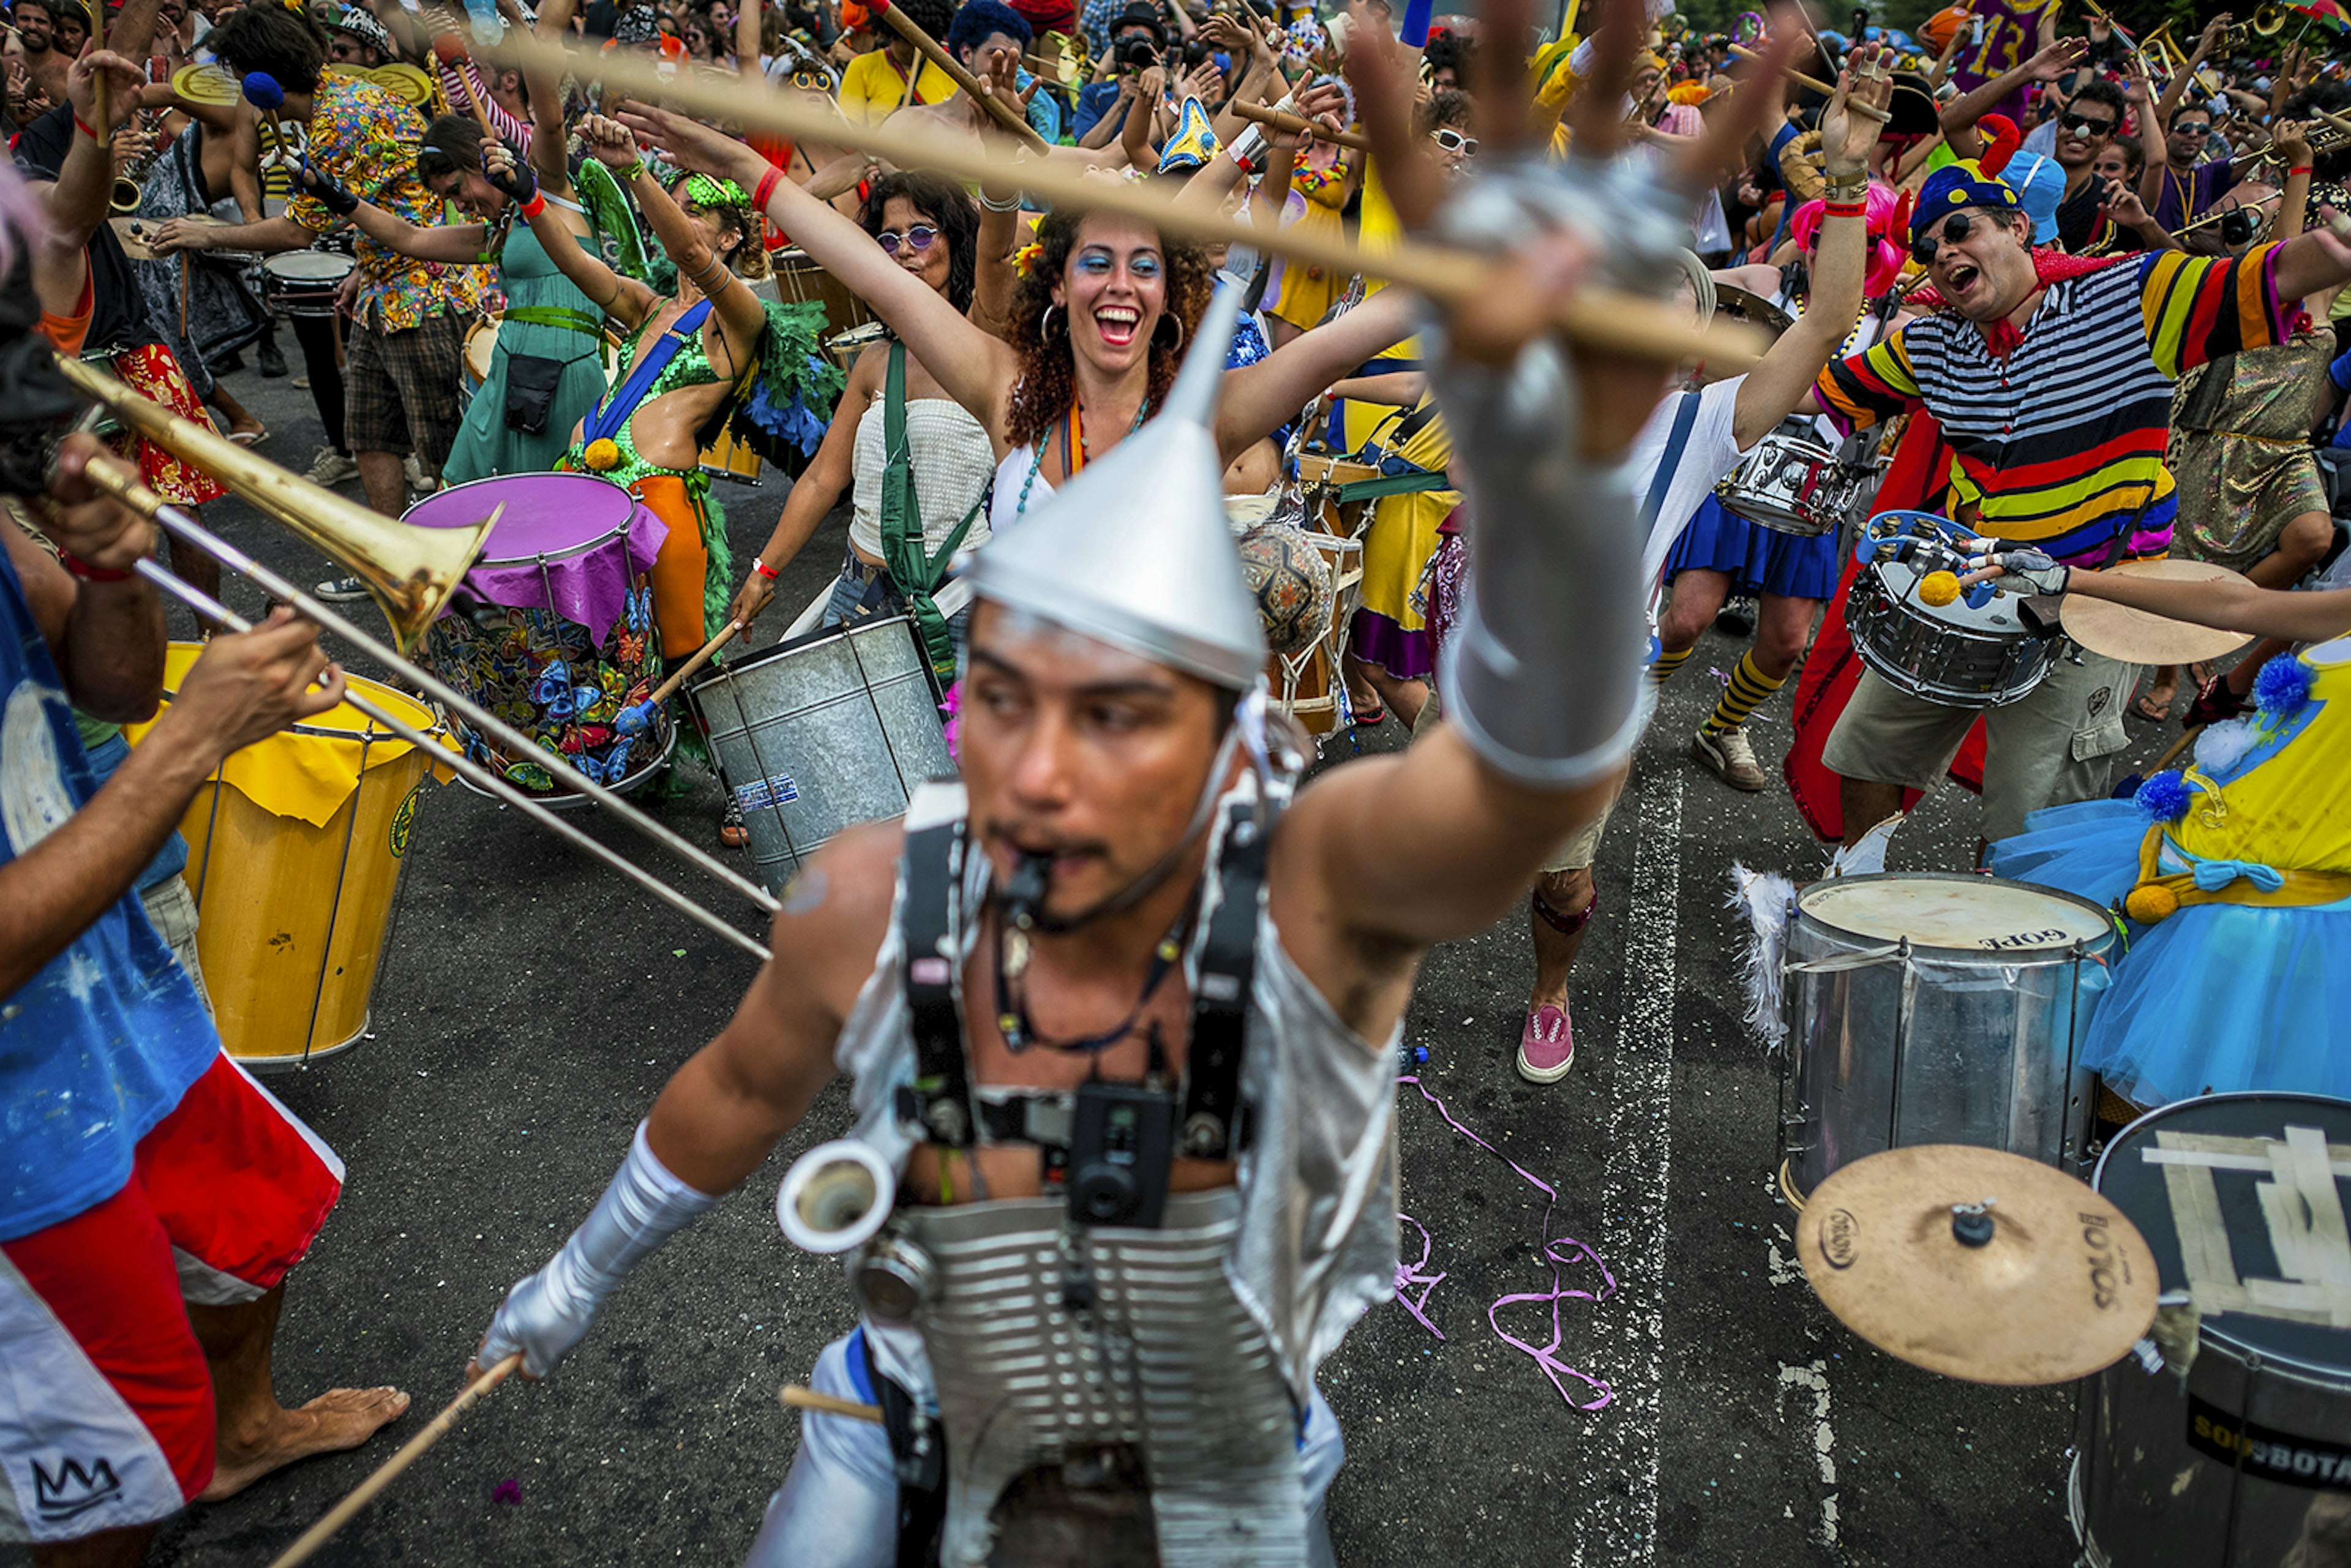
left=140, top=871, right=214, bottom=1019
left=1820, top=648, right=2142, bottom=842
left=1412, top=689, right=1622, bottom=875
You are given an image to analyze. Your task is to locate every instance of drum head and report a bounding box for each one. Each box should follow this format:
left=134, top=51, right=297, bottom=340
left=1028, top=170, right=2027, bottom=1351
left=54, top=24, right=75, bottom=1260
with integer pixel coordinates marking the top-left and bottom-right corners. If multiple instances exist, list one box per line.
left=464, top=318, right=501, bottom=383
left=1874, top=559, right=2029, bottom=634
left=264, top=250, right=356, bottom=281
left=405, top=472, right=641, bottom=566
left=1797, top=871, right=2112, bottom=955
left=2095, top=1093, right=2351, bottom=1378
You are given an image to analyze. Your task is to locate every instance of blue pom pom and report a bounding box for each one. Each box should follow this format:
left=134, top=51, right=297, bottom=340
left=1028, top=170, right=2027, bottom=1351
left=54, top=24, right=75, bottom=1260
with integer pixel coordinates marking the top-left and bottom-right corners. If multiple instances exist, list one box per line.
left=2253, top=653, right=2315, bottom=721
left=2134, top=769, right=2194, bottom=823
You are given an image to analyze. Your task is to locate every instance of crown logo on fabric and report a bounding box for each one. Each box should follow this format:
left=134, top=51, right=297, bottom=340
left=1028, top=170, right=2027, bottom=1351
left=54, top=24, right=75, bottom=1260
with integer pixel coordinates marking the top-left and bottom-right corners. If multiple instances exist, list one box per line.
left=33, top=1457, right=124, bottom=1523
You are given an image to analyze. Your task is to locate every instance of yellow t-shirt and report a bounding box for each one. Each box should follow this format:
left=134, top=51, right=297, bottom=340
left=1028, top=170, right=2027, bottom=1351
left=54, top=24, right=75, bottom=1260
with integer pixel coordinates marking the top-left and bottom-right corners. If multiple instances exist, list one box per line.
left=838, top=48, right=958, bottom=125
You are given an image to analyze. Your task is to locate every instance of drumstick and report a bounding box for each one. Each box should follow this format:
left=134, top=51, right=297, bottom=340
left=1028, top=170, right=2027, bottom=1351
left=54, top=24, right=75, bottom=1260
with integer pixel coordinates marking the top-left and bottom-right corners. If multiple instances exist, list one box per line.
left=482, top=34, right=1772, bottom=372
left=435, top=34, right=498, bottom=135
left=615, top=618, right=742, bottom=735
left=1728, top=42, right=1892, bottom=121
left=263, top=1355, right=523, bottom=1568
left=780, top=1382, right=884, bottom=1423
left=1229, top=99, right=1371, bottom=152
left=864, top=0, right=1051, bottom=153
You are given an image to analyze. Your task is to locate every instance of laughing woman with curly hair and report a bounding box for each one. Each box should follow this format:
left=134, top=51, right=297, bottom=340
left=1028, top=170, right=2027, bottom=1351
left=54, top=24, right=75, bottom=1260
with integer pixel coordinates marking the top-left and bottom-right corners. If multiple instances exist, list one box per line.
left=620, top=99, right=1420, bottom=531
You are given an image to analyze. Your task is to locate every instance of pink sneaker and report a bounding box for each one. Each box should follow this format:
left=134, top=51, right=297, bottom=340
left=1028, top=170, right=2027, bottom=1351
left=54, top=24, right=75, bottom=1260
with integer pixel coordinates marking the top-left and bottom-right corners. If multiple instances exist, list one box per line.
left=1518, top=1003, right=1575, bottom=1082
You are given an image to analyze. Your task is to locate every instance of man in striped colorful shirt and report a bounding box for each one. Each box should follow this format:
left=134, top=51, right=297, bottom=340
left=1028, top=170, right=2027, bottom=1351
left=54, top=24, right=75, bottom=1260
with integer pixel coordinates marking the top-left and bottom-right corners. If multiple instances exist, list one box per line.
left=1801, top=153, right=2351, bottom=845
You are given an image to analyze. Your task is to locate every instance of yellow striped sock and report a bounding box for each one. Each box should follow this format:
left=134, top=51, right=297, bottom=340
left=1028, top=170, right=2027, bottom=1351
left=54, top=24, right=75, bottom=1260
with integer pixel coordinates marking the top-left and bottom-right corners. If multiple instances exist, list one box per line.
left=1647, top=645, right=1695, bottom=686
left=1701, top=651, right=1787, bottom=735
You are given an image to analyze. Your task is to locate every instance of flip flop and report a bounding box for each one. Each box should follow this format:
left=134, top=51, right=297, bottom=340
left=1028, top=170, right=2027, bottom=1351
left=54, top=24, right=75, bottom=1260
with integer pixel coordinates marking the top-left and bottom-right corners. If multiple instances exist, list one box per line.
left=226, top=428, right=270, bottom=448
left=1346, top=699, right=1385, bottom=729
left=2132, top=692, right=2173, bottom=721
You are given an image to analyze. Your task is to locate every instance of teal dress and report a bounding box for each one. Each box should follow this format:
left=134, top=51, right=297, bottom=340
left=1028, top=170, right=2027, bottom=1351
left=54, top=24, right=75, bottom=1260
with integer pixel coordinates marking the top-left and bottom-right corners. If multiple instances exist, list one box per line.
left=443, top=211, right=613, bottom=484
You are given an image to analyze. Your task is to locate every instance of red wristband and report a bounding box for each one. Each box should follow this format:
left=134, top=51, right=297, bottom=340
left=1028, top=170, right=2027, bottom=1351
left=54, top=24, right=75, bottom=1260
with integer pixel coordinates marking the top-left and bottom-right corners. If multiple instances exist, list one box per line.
left=73, top=114, right=98, bottom=140
left=752, top=557, right=781, bottom=579
left=519, top=189, right=546, bottom=218
left=2292, top=165, right=2315, bottom=176
left=1823, top=200, right=1866, bottom=218
left=61, top=553, right=133, bottom=582
left=754, top=166, right=783, bottom=211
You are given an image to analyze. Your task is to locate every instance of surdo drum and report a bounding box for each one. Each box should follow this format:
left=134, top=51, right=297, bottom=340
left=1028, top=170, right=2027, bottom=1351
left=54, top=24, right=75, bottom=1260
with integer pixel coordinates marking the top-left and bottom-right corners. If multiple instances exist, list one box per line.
left=2074, top=1093, right=2351, bottom=1567
left=1780, top=873, right=2115, bottom=1202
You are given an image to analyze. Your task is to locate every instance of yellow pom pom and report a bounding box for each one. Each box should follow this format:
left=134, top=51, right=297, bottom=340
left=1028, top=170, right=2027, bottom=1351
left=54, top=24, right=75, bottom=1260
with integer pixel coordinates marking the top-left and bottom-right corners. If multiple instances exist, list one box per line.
left=2124, top=883, right=2180, bottom=924
left=582, top=438, right=621, bottom=473
left=1918, top=570, right=1961, bottom=607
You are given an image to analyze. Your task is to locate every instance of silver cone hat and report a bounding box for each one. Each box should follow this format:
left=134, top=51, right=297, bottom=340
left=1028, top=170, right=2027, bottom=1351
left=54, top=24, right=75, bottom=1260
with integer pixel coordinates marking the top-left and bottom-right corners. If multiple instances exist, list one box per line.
left=967, top=284, right=1267, bottom=690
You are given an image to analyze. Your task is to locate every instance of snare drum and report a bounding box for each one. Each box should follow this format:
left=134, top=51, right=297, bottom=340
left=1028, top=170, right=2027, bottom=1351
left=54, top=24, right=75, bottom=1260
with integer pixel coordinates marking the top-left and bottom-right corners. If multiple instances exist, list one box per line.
left=1781, top=872, right=2115, bottom=1203
left=772, top=246, right=874, bottom=340
left=405, top=473, right=673, bottom=798
left=688, top=615, right=954, bottom=893
left=261, top=249, right=355, bottom=317
left=825, top=320, right=888, bottom=375
left=128, top=644, right=447, bottom=1068
left=462, top=315, right=500, bottom=394
left=1848, top=557, right=2057, bottom=708
left=1713, top=429, right=1872, bottom=537
left=2074, top=1093, right=2351, bottom=1567
left=700, top=417, right=765, bottom=485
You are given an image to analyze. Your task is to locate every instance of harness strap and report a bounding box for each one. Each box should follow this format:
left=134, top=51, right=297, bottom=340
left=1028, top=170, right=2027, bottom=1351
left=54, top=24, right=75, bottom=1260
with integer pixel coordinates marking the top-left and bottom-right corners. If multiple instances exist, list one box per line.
left=582, top=298, right=713, bottom=448
left=898, top=805, right=976, bottom=1147
left=1178, top=800, right=1268, bottom=1161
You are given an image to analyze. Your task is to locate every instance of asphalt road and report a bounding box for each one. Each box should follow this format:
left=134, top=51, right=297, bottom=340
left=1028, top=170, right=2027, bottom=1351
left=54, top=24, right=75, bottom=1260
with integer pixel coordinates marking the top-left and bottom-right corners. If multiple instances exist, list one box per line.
left=90, top=356, right=2188, bottom=1568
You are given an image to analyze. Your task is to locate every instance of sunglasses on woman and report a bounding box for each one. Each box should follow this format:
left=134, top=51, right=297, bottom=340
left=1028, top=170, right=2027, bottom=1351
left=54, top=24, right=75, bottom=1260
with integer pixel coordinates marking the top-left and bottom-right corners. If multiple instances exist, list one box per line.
left=1430, top=128, right=1478, bottom=156
left=1910, top=209, right=1983, bottom=264
left=877, top=224, right=940, bottom=255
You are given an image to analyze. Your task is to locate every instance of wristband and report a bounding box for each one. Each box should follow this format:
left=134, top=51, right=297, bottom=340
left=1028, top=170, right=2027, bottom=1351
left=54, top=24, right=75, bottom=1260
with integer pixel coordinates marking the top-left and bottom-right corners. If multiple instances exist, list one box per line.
left=61, top=553, right=134, bottom=582
left=73, top=114, right=98, bottom=140
left=2292, top=165, right=2315, bottom=176
left=519, top=189, right=546, bottom=218
left=977, top=187, right=1022, bottom=211
left=752, top=557, right=780, bottom=579
left=754, top=166, right=782, bottom=211
left=618, top=158, right=647, bottom=182
left=1823, top=200, right=1866, bottom=218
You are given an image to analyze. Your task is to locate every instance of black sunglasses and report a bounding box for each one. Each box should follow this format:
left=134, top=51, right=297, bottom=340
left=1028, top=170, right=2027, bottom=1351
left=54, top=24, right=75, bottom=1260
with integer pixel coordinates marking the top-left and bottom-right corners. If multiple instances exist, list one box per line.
left=876, top=224, right=939, bottom=255
left=1911, top=209, right=1985, bottom=265
left=2058, top=111, right=2117, bottom=135
left=2173, top=121, right=2211, bottom=137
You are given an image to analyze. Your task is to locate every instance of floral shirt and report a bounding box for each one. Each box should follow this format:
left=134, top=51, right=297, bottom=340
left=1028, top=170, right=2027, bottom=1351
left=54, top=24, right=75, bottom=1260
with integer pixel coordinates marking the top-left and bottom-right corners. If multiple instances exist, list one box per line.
left=288, top=70, right=490, bottom=332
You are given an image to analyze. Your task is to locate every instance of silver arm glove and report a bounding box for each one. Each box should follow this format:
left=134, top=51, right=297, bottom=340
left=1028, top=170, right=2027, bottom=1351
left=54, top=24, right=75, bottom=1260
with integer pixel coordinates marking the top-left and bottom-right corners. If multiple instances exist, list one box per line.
left=1424, top=158, right=1689, bottom=789
left=478, top=1122, right=717, bottom=1377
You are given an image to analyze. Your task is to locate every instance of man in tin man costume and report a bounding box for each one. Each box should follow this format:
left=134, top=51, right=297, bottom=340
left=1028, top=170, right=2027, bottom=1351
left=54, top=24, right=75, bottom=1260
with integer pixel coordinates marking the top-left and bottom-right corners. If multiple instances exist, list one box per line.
left=465, top=39, right=1693, bottom=1562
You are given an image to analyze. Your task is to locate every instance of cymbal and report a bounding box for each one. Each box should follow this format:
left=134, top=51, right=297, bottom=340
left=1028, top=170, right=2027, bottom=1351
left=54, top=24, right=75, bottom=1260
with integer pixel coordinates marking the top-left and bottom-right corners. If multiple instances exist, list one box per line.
left=1796, top=1145, right=2158, bottom=1386
left=2060, top=558, right=2255, bottom=666
left=170, top=62, right=239, bottom=107
left=1714, top=284, right=1796, bottom=342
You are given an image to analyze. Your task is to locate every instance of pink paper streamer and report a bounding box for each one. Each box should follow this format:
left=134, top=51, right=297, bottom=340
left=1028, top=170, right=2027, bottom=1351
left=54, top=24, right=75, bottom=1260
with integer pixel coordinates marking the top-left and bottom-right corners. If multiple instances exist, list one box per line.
left=1393, top=1212, right=1448, bottom=1340
left=1397, top=1075, right=1619, bottom=1411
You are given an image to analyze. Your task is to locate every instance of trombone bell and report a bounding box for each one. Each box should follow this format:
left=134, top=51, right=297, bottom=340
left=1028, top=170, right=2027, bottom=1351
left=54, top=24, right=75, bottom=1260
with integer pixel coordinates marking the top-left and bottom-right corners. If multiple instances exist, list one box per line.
left=51, top=354, right=492, bottom=655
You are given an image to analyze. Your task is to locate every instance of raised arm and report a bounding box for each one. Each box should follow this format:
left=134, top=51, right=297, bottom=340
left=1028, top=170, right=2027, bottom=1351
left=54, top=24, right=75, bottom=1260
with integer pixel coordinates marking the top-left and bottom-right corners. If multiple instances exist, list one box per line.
left=1212, top=283, right=1415, bottom=464
left=1940, top=35, right=2082, bottom=160
left=42, top=53, right=144, bottom=257
left=524, top=0, right=580, bottom=189
left=620, top=99, right=1020, bottom=443
left=591, top=116, right=768, bottom=351
left=488, top=136, right=658, bottom=325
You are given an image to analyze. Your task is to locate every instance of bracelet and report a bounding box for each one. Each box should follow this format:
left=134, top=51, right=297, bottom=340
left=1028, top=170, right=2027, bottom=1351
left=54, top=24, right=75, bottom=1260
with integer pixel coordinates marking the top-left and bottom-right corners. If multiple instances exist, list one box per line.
left=754, top=166, right=783, bottom=211
left=618, top=158, right=647, bottom=182
left=519, top=189, right=546, bottom=218
left=1823, top=200, right=1867, bottom=218
left=73, top=113, right=97, bottom=140
left=61, top=553, right=133, bottom=582
left=977, top=188, right=1023, bottom=212
left=751, top=557, right=780, bottom=580
left=2292, top=164, right=2315, bottom=176
left=1824, top=176, right=1869, bottom=202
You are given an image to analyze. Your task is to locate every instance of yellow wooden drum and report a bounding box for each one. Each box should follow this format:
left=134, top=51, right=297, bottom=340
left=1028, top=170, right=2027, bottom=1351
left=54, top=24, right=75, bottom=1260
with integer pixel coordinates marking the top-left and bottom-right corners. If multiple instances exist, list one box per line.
left=128, top=644, right=451, bottom=1068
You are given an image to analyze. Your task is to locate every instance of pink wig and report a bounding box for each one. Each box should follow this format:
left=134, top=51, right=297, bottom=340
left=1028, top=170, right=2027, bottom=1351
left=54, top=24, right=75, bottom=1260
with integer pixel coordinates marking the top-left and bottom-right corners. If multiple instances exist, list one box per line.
left=1788, top=179, right=1905, bottom=301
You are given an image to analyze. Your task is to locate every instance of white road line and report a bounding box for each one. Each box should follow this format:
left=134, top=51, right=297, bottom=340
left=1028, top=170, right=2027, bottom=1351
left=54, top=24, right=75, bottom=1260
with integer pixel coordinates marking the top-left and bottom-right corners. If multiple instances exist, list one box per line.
left=1777, top=1359, right=1839, bottom=1546
left=1572, top=767, right=1683, bottom=1568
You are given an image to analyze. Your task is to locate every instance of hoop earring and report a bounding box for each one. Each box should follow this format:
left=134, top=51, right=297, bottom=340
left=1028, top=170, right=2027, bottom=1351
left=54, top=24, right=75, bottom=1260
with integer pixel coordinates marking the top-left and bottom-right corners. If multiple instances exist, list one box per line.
left=1040, top=304, right=1063, bottom=342
left=1153, top=313, right=1184, bottom=353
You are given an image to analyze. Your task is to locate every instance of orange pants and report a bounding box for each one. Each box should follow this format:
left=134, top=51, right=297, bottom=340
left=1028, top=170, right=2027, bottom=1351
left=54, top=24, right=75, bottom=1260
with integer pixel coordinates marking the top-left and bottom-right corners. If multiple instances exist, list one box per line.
left=632, top=472, right=711, bottom=661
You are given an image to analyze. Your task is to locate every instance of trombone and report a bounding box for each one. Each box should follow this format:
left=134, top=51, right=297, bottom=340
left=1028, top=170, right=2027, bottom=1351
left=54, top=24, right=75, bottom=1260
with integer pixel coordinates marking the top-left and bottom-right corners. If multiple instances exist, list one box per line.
left=53, top=355, right=783, bottom=962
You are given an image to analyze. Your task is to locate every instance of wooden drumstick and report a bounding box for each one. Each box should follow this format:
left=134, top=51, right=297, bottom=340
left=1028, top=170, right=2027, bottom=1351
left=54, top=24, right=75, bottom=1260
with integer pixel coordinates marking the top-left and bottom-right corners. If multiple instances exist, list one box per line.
left=1230, top=99, right=1371, bottom=153
left=433, top=34, right=498, bottom=134
left=1729, top=42, right=1892, bottom=121
left=615, top=618, right=743, bottom=735
left=781, top=1382, right=885, bottom=1423
left=263, top=1354, right=523, bottom=1568
left=865, top=0, right=1050, bottom=153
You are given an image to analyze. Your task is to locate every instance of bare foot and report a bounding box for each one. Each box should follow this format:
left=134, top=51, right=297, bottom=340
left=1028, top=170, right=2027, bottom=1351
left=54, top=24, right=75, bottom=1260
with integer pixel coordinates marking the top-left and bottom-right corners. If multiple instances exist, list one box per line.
left=200, top=1386, right=410, bottom=1501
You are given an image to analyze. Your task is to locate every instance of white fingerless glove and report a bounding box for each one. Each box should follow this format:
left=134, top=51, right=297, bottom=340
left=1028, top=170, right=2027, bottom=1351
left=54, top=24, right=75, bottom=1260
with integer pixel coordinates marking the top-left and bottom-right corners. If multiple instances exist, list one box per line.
left=477, top=1122, right=716, bottom=1378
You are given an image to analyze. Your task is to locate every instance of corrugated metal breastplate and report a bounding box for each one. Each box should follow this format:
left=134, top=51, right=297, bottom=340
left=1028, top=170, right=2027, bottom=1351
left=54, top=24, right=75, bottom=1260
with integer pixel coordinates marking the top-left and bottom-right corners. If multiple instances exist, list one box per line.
left=896, top=1188, right=1306, bottom=1568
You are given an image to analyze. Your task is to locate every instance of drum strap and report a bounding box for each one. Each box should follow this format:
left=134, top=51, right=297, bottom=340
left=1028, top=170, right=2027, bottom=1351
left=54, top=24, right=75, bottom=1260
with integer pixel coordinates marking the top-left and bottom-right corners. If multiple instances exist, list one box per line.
left=894, top=798, right=1270, bottom=1174
left=1641, top=389, right=1703, bottom=534
left=581, top=299, right=714, bottom=449
left=879, top=341, right=984, bottom=683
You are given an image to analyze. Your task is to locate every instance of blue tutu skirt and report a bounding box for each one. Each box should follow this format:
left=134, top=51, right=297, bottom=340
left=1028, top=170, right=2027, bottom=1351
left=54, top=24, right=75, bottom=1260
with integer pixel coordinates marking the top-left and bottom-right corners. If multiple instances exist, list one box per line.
left=1988, top=800, right=2351, bottom=1106
left=1662, top=495, right=1842, bottom=601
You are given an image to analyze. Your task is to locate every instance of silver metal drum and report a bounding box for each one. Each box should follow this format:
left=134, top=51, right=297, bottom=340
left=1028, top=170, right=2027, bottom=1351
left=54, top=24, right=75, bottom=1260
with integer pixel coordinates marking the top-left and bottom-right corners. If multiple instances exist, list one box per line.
left=1712, top=429, right=1872, bottom=537
left=2074, top=1093, right=2351, bottom=1568
left=1848, top=558, right=2057, bottom=708
left=1781, top=872, right=2115, bottom=1202
left=688, top=615, right=953, bottom=893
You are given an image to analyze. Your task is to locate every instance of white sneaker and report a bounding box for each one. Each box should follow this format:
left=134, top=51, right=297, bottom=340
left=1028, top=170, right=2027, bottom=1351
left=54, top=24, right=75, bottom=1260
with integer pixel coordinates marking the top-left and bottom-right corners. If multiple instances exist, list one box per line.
left=304, top=448, right=360, bottom=486
left=1690, top=726, right=1769, bottom=792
